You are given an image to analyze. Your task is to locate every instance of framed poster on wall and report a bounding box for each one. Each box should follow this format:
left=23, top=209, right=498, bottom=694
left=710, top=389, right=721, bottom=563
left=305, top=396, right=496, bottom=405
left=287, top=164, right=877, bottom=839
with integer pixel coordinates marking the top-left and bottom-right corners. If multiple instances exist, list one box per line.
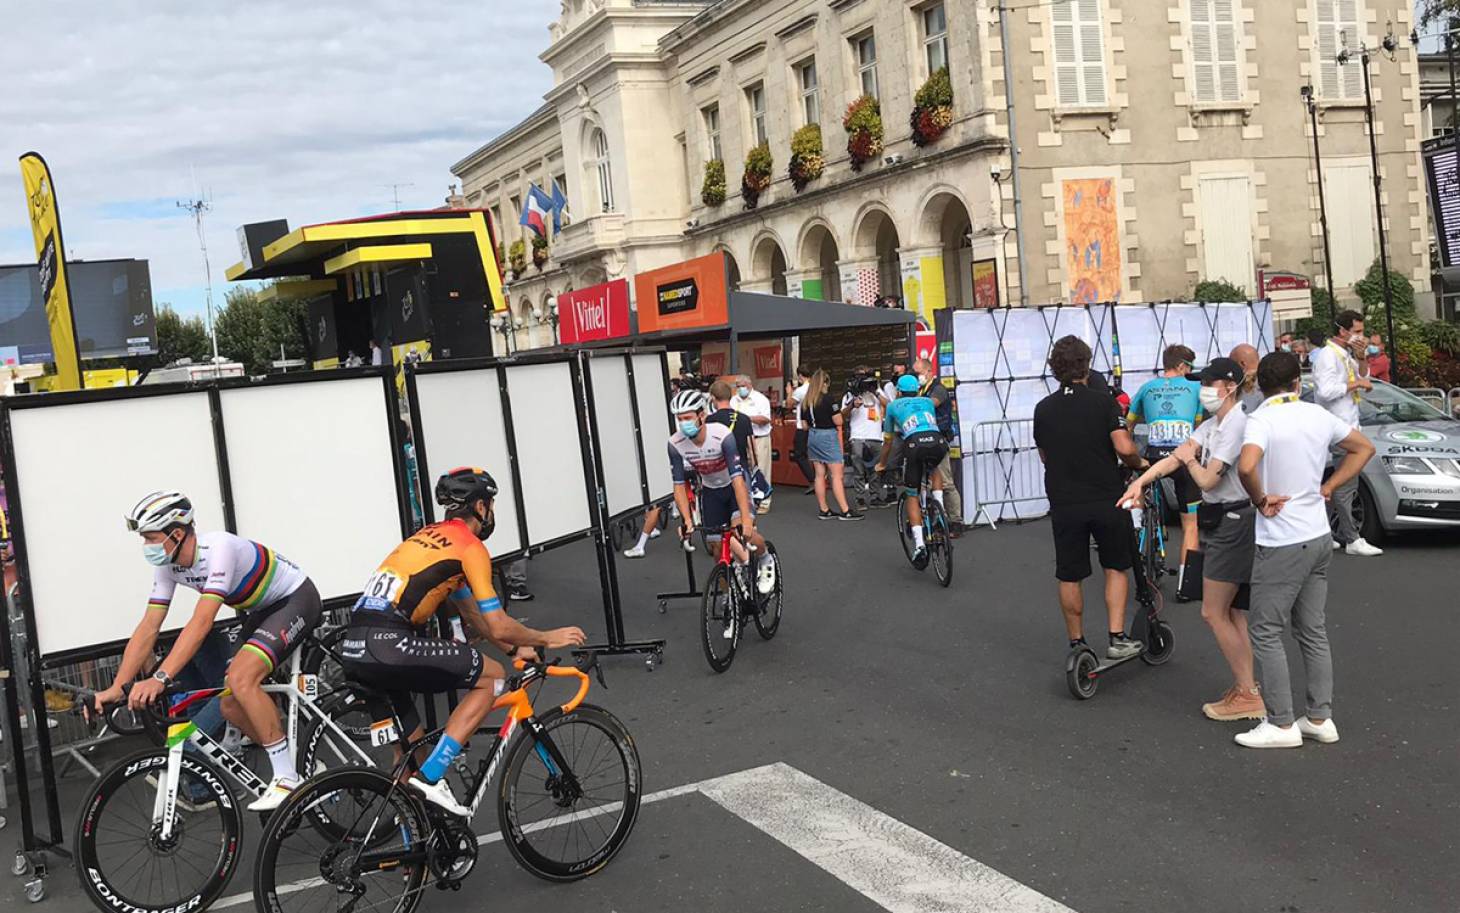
left=972, top=259, right=999, bottom=309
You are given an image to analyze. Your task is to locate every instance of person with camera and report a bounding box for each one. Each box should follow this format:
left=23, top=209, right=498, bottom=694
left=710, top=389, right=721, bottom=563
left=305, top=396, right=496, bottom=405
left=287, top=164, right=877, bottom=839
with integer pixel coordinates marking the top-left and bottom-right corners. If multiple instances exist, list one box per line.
left=842, top=366, right=888, bottom=509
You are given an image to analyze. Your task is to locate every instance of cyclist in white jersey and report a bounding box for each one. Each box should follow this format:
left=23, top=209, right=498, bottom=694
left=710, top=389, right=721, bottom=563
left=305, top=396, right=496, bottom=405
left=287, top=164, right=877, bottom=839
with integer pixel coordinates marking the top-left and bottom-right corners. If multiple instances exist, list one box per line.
left=92, top=491, right=323, bottom=811
left=668, top=390, right=775, bottom=594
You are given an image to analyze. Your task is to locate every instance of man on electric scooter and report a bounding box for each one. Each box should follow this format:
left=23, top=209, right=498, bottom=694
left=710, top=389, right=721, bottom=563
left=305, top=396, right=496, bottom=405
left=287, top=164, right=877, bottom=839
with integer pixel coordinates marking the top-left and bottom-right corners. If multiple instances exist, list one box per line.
left=1033, top=336, right=1147, bottom=658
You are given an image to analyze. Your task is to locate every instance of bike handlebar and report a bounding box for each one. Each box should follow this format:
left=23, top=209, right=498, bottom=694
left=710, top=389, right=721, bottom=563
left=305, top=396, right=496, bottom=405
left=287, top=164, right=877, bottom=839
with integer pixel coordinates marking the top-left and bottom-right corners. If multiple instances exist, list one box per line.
left=510, top=651, right=605, bottom=713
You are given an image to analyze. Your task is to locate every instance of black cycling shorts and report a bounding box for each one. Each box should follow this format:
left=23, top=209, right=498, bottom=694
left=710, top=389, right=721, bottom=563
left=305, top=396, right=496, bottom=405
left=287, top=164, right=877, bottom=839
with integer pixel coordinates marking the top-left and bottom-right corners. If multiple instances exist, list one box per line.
left=1050, top=501, right=1134, bottom=582
left=699, top=483, right=740, bottom=530
left=340, top=626, right=484, bottom=734
left=901, top=431, right=948, bottom=495
left=1149, top=450, right=1201, bottom=512
left=236, top=579, right=323, bottom=673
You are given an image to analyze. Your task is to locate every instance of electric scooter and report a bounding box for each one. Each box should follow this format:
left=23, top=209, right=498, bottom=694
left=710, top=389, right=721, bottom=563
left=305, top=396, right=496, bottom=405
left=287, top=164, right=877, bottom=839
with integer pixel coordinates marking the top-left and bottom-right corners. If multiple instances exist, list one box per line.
left=1064, top=497, right=1176, bottom=699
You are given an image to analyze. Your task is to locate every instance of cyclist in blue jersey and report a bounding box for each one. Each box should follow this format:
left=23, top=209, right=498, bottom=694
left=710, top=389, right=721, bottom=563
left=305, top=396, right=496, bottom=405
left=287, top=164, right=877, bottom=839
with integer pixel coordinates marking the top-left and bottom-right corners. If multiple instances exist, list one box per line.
left=1127, top=344, right=1204, bottom=575
left=875, top=374, right=947, bottom=568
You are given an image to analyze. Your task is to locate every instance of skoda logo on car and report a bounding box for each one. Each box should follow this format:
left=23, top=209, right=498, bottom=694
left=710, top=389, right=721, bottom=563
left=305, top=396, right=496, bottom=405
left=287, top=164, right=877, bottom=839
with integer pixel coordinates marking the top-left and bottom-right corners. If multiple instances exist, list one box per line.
left=1385, top=429, right=1446, bottom=444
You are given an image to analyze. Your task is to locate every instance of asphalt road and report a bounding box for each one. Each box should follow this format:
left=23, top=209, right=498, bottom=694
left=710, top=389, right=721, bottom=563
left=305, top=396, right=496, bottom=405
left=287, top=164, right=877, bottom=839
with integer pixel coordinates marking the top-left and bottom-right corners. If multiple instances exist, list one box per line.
left=6, top=494, right=1457, bottom=912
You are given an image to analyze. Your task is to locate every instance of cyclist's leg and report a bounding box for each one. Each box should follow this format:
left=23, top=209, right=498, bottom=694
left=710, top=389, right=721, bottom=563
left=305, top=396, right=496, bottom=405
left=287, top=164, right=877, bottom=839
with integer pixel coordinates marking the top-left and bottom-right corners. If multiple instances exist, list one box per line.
left=227, top=580, right=323, bottom=784
left=902, top=440, right=926, bottom=542
left=1172, top=464, right=1202, bottom=561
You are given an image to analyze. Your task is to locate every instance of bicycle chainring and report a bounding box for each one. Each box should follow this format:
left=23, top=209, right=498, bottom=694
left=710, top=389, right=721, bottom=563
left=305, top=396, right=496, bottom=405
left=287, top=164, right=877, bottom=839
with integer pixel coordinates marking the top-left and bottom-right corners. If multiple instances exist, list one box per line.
left=427, top=821, right=479, bottom=886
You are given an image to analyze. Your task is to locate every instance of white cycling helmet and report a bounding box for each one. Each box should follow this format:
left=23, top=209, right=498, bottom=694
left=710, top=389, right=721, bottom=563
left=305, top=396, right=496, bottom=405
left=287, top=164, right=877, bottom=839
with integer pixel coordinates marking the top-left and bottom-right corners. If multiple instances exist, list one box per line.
left=126, top=491, right=194, bottom=533
left=669, top=389, right=707, bottom=415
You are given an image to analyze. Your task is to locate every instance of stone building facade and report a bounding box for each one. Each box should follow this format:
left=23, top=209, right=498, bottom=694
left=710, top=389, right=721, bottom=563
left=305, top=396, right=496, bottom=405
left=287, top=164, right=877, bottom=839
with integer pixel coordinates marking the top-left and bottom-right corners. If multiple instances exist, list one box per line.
left=450, top=0, right=1432, bottom=351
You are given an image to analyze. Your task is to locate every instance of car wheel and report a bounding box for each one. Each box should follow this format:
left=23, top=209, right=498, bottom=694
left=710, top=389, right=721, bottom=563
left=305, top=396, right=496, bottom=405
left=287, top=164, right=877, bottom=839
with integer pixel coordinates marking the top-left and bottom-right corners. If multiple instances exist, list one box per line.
left=1355, top=480, right=1386, bottom=544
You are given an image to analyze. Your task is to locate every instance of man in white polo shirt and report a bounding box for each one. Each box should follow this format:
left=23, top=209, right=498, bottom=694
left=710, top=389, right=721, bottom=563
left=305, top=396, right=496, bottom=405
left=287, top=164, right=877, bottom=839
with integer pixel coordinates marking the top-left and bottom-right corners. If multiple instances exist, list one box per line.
left=732, top=374, right=774, bottom=513
left=1236, top=350, right=1374, bottom=749
left=1310, top=309, right=1382, bottom=556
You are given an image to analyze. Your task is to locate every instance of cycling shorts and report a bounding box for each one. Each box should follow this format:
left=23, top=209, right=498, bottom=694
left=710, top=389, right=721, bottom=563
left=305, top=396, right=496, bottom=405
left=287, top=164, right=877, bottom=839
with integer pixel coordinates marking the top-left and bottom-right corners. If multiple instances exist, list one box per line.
left=901, top=431, right=948, bottom=495
left=340, top=626, right=484, bottom=735
left=699, top=483, right=740, bottom=530
left=235, top=578, right=323, bottom=673
left=1149, top=449, right=1201, bottom=512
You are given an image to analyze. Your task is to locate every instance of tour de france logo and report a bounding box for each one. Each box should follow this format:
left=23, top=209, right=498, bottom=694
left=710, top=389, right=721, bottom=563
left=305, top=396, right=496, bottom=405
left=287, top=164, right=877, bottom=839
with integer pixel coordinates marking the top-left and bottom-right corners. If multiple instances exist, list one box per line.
left=1385, top=429, right=1446, bottom=444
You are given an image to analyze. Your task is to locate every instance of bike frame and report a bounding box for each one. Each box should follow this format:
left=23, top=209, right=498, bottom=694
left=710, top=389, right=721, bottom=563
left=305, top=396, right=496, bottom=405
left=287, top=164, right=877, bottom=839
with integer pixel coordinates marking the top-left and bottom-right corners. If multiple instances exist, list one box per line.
left=151, top=645, right=374, bottom=841
left=1138, top=481, right=1169, bottom=573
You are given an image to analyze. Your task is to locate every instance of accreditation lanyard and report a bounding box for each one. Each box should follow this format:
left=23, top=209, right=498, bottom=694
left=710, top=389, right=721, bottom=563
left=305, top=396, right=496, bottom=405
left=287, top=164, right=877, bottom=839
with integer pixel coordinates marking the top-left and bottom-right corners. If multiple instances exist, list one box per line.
left=1326, top=340, right=1361, bottom=403
left=1259, top=394, right=1300, bottom=409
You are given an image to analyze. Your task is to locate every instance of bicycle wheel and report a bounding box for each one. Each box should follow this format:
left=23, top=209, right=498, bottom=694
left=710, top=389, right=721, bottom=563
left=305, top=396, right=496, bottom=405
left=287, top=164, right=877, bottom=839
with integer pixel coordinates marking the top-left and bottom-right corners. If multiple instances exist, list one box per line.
left=1142, top=494, right=1164, bottom=586
left=253, top=768, right=430, bottom=913
left=498, top=703, right=641, bottom=882
left=926, top=501, right=953, bottom=588
left=296, top=690, right=399, bottom=838
left=75, top=748, right=242, bottom=913
left=896, top=497, right=916, bottom=565
left=752, top=540, right=783, bottom=639
left=700, top=564, right=739, bottom=673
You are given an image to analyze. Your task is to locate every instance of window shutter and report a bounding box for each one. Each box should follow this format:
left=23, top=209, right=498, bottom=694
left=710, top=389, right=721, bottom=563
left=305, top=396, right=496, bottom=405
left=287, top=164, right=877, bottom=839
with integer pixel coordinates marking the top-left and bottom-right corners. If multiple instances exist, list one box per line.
left=1316, top=0, right=1340, bottom=100
left=1053, top=0, right=1106, bottom=106
left=1213, top=0, right=1240, bottom=102
left=1338, top=0, right=1362, bottom=99
left=1190, top=0, right=1215, bottom=103
left=1052, top=4, right=1080, bottom=105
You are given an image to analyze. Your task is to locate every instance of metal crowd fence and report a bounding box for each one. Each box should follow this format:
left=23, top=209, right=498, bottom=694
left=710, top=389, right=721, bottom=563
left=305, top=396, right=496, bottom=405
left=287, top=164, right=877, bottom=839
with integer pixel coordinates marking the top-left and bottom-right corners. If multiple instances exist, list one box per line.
left=1450, top=388, right=1460, bottom=418
left=966, top=419, right=1048, bottom=527
left=1405, top=387, right=1447, bottom=411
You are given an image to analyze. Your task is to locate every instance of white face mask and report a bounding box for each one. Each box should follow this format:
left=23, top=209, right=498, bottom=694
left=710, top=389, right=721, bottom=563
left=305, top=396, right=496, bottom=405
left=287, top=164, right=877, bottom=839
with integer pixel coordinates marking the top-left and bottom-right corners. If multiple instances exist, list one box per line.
left=1199, top=386, right=1227, bottom=412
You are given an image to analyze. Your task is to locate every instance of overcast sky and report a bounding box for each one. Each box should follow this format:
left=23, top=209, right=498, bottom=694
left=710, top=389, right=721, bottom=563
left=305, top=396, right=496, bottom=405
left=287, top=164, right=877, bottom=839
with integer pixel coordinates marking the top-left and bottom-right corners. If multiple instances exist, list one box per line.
left=0, top=0, right=558, bottom=316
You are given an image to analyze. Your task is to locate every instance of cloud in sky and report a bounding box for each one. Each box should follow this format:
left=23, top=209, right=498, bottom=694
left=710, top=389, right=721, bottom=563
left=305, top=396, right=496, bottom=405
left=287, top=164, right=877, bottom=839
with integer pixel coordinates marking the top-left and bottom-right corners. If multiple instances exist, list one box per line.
left=0, top=0, right=559, bottom=316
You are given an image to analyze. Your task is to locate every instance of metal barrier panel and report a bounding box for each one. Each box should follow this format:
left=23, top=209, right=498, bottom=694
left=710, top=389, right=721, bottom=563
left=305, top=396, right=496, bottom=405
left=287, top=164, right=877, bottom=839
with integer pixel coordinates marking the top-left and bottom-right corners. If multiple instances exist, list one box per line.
left=1405, top=387, right=1447, bottom=410
left=965, top=419, right=1048, bottom=525
left=1450, top=387, right=1460, bottom=418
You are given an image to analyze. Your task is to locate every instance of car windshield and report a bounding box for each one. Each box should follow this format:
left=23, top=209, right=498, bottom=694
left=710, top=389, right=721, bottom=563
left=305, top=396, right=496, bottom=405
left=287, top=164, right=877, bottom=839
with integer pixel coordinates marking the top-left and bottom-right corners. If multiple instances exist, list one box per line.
left=1302, top=377, right=1449, bottom=424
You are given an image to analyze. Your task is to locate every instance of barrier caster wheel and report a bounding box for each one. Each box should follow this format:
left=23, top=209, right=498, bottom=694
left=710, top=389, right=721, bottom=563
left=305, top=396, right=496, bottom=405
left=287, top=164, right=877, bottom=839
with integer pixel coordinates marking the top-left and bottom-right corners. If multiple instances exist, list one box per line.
left=1065, top=649, right=1100, bottom=700
left=25, top=878, right=43, bottom=902
left=657, top=600, right=667, bottom=614
left=12, top=853, right=28, bottom=876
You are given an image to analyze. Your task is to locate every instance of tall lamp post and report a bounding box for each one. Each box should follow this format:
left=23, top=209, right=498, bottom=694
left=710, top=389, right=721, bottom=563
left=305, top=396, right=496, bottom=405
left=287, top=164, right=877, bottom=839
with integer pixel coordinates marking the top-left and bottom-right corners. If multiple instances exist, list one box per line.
left=1337, top=28, right=1400, bottom=352
left=490, top=312, right=516, bottom=355
left=1301, top=84, right=1338, bottom=323
left=534, top=295, right=561, bottom=345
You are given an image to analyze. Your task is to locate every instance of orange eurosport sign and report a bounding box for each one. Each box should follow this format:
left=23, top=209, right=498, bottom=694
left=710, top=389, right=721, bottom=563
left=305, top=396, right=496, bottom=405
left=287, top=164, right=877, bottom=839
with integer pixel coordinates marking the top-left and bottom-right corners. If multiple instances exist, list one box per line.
left=633, top=252, right=729, bottom=334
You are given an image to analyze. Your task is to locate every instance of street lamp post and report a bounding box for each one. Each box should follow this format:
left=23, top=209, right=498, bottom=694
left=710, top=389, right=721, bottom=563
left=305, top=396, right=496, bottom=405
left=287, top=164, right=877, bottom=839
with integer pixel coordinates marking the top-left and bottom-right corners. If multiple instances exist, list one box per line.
left=535, top=295, right=561, bottom=345
left=1301, top=84, right=1338, bottom=323
left=490, top=312, right=515, bottom=355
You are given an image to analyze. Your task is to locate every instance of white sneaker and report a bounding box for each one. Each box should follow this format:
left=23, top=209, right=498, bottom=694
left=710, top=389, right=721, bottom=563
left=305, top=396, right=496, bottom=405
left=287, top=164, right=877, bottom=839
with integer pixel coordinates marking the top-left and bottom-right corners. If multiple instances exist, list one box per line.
left=1331, top=539, right=1342, bottom=550
left=1345, top=537, right=1383, bottom=557
left=406, top=776, right=471, bottom=817
left=755, top=557, right=777, bottom=594
left=623, top=544, right=646, bottom=559
left=1297, top=717, right=1340, bottom=744
left=246, top=776, right=299, bottom=812
left=649, top=528, right=662, bottom=539
left=1234, top=720, right=1303, bottom=749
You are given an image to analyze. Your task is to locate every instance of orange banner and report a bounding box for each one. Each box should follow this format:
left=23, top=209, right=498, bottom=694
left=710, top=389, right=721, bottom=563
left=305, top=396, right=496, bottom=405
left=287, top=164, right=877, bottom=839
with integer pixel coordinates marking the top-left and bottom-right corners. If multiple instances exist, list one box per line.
left=633, top=252, right=729, bottom=334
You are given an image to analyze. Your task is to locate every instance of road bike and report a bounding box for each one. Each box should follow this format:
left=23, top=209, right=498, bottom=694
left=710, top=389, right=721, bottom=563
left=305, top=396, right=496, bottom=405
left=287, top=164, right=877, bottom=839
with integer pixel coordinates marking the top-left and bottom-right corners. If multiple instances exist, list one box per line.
left=699, top=524, right=782, bottom=672
left=1134, top=475, right=1170, bottom=590
left=896, top=475, right=953, bottom=587
left=252, top=653, right=641, bottom=912
left=74, top=631, right=385, bottom=913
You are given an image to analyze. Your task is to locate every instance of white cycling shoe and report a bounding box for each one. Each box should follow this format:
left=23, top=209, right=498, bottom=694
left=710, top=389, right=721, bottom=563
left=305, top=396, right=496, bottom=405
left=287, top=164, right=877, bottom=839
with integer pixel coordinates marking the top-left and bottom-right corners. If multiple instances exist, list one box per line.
left=623, top=545, right=646, bottom=558
left=246, top=776, right=299, bottom=812
left=407, top=776, right=471, bottom=817
left=755, top=557, right=777, bottom=595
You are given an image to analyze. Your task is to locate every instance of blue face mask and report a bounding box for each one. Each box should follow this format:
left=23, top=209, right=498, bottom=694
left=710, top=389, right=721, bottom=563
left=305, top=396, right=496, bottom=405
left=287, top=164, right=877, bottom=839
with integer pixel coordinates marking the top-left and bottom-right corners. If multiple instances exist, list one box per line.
left=678, top=420, right=701, bottom=438
left=1366, top=345, right=1380, bottom=356
left=736, top=386, right=750, bottom=399
left=143, top=542, right=172, bottom=566
left=1280, top=344, right=1292, bottom=353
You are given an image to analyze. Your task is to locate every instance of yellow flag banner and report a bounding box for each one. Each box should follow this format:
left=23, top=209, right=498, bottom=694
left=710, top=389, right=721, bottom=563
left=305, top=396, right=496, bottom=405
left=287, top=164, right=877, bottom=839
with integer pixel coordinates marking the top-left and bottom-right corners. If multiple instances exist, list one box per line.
left=19, top=152, right=83, bottom=391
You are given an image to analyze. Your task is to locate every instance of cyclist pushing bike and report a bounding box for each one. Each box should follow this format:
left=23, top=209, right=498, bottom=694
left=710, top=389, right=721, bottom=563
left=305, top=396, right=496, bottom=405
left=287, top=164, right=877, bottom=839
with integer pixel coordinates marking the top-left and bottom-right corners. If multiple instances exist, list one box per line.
left=874, top=373, right=947, bottom=569
left=668, top=390, right=775, bottom=595
left=94, top=490, right=324, bottom=811
left=339, top=466, right=586, bottom=817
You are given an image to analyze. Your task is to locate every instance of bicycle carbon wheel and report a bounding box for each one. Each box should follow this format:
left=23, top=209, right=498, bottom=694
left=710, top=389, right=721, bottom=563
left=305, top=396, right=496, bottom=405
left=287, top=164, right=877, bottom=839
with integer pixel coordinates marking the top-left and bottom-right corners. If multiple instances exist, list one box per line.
left=253, top=768, right=429, bottom=913
left=700, top=564, right=739, bottom=672
left=75, top=748, right=242, bottom=913
left=752, top=540, right=783, bottom=640
left=296, top=690, right=399, bottom=841
left=498, top=704, right=642, bottom=881
left=896, top=497, right=917, bottom=565
left=926, top=501, right=953, bottom=588
left=1141, top=497, right=1165, bottom=587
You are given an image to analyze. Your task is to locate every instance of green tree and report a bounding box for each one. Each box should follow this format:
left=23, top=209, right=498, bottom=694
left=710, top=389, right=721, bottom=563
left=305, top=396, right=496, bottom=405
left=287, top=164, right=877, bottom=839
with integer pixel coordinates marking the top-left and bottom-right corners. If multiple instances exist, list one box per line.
left=214, top=286, right=309, bottom=375
left=1192, top=279, right=1247, bottom=303
left=154, top=305, right=211, bottom=365
left=1419, top=2, right=1459, bottom=27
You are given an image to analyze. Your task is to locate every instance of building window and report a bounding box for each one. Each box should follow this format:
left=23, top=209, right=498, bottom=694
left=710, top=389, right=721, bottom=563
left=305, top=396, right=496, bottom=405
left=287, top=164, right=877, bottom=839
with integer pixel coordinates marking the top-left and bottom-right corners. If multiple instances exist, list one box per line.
left=922, top=3, right=948, bottom=76
left=797, top=59, right=820, bottom=126
left=746, top=82, right=767, bottom=146
left=1051, top=0, right=1107, bottom=107
left=854, top=32, right=878, bottom=99
left=1189, top=0, right=1241, bottom=104
left=509, top=194, right=521, bottom=237
left=591, top=129, right=614, bottom=212
left=1315, top=0, right=1363, bottom=101
left=703, top=104, right=722, bottom=160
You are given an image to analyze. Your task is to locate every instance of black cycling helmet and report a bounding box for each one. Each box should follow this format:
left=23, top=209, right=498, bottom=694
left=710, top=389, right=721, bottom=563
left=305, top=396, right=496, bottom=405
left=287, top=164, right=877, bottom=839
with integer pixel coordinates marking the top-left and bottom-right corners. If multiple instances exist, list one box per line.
left=435, top=466, right=498, bottom=510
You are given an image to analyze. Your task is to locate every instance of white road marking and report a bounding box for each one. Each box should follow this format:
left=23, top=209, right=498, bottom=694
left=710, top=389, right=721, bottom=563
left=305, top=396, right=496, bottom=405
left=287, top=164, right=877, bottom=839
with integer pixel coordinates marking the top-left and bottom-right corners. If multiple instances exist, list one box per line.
left=217, top=764, right=1074, bottom=912
left=698, top=762, right=1076, bottom=913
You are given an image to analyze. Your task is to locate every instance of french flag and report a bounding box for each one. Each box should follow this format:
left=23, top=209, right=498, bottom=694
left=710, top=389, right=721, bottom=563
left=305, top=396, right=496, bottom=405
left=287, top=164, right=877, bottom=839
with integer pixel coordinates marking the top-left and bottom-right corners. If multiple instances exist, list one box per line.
left=519, top=184, right=553, bottom=239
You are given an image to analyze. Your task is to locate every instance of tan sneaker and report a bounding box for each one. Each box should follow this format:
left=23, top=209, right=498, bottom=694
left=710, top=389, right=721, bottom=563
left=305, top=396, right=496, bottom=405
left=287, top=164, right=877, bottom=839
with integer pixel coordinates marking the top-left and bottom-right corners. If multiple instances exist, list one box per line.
left=1203, top=686, right=1265, bottom=721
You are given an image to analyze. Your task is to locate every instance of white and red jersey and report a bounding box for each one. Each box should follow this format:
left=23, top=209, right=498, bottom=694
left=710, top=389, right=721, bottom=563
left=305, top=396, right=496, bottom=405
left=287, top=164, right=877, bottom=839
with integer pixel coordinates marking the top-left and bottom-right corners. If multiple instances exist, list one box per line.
left=667, top=423, right=745, bottom=490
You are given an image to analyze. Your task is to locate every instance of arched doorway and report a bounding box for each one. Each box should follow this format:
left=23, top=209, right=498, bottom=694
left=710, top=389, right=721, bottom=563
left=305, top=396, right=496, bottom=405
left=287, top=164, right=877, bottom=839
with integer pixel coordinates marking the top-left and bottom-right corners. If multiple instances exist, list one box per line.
left=723, top=250, right=742, bottom=292
left=751, top=233, right=789, bottom=295
left=918, top=192, right=975, bottom=309
left=798, top=222, right=841, bottom=301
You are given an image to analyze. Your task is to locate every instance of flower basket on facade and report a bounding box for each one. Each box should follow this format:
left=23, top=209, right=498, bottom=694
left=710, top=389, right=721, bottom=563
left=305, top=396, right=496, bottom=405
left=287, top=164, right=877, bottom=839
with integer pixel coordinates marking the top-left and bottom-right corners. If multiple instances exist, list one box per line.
left=910, top=67, right=954, bottom=147
left=788, top=124, right=824, bottom=192
left=531, top=235, right=549, bottom=270
left=508, top=239, right=527, bottom=278
left=701, top=159, right=727, bottom=207
left=843, top=94, right=884, bottom=172
left=741, top=143, right=773, bottom=209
